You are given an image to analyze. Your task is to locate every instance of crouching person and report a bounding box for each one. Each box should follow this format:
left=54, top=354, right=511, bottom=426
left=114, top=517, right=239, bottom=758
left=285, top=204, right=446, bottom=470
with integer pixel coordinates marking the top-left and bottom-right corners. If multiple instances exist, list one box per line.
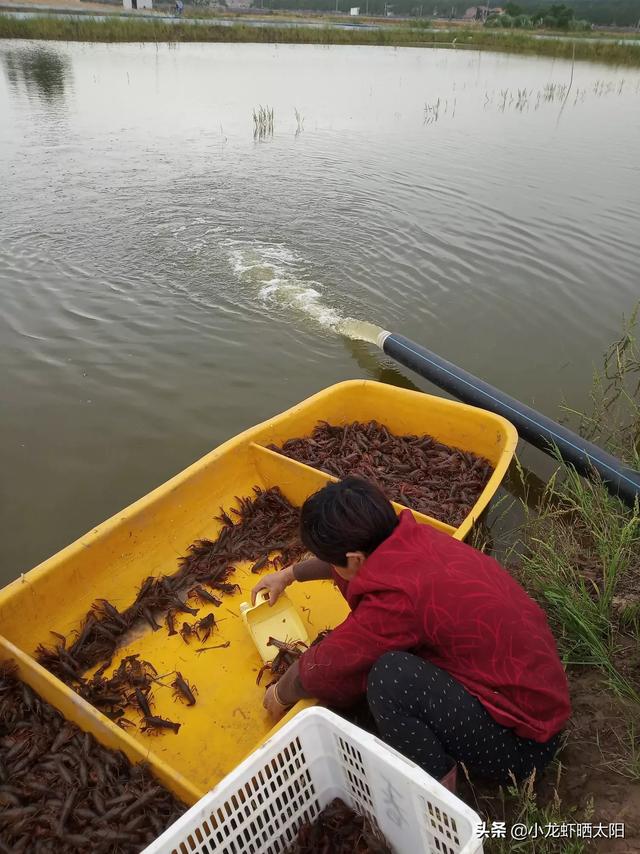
left=252, top=477, right=570, bottom=788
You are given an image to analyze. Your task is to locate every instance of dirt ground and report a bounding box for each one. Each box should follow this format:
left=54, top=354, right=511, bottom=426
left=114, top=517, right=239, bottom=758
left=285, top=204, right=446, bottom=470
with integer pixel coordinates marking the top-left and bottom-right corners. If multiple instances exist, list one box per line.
left=556, top=671, right=640, bottom=852
left=459, top=667, right=640, bottom=853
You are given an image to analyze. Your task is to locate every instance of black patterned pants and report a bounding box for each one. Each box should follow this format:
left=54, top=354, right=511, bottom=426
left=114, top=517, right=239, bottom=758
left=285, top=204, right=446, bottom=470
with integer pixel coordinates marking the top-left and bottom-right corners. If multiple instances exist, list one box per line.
left=367, top=651, right=561, bottom=783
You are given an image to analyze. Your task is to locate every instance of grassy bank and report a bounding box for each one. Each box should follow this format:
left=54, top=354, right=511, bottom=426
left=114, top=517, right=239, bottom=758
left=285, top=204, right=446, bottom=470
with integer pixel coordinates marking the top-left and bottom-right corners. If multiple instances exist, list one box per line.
left=473, top=309, right=640, bottom=852
left=2, top=14, right=640, bottom=65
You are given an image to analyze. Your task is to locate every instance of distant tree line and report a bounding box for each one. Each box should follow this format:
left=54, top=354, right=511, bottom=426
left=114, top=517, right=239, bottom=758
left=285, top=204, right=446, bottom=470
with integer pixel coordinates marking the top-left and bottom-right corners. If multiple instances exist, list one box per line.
left=511, top=0, right=640, bottom=25
left=489, top=0, right=639, bottom=26
left=487, top=2, right=591, bottom=29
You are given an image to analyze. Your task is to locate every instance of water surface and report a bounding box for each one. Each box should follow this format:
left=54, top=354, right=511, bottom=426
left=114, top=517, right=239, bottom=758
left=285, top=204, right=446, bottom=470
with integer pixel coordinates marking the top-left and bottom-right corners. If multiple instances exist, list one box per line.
left=1, top=40, right=639, bottom=577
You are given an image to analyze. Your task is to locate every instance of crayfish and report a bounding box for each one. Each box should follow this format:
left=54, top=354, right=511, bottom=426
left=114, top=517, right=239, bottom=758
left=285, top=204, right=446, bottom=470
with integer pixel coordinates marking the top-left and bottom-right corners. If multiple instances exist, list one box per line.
left=193, top=613, right=216, bottom=643
left=256, top=636, right=308, bottom=686
left=141, top=715, right=181, bottom=735
left=179, top=622, right=194, bottom=644
left=171, top=672, right=197, bottom=706
left=188, top=585, right=222, bottom=607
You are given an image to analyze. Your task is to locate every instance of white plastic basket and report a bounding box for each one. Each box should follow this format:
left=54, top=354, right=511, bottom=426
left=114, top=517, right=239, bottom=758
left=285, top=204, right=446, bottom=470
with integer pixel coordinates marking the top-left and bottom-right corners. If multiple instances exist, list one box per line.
left=143, top=707, right=483, bottom=854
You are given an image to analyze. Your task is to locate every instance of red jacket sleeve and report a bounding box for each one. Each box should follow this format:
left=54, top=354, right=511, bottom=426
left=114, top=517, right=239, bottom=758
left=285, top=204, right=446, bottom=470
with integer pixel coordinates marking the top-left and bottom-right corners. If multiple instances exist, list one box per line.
left=298, top=590, right=421, bottom=707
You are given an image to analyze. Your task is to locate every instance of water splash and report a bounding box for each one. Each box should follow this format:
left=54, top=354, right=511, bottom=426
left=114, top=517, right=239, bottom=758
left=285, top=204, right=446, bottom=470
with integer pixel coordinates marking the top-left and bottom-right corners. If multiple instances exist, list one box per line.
left=226, top=240, right=385, bottom=344
left=335, top=318, right=385, bottom=345
left=226, top=241, right=339, bottom=330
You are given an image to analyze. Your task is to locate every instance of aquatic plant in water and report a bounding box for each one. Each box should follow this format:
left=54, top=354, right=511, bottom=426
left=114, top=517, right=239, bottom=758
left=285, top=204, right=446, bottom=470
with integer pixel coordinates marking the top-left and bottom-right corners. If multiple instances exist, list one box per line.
left=253, top=105, right=274, bottom=141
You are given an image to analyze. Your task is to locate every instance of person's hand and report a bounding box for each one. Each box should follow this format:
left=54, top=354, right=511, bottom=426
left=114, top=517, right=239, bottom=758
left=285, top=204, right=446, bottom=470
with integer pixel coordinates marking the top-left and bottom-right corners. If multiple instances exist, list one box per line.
left=251, top=565, right=295, bottom=606
left=263, top=683, right=290, bottom=721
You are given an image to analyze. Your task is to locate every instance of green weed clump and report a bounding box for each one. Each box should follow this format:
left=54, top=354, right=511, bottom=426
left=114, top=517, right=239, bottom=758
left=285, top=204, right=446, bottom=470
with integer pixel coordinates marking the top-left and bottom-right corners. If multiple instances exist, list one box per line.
left=477, top=307, right=640, bottom=846
left=476, top=765, right=592, bottom=854
left=459, top=311, right=640, bottom=714
left=434, top=308, right=640, bottom=848
left=517, top=466, right=639, bottom=701
left=514, top=308, right=640, bottom=703
left=564, top=304, right=640, bottom=470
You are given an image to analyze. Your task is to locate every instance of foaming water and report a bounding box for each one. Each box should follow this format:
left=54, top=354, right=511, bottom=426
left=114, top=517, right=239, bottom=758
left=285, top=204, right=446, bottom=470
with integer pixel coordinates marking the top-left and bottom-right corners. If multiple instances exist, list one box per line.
left=226, top=241, right=344, bottom=331
left=225, top=241, right=386, bottom=343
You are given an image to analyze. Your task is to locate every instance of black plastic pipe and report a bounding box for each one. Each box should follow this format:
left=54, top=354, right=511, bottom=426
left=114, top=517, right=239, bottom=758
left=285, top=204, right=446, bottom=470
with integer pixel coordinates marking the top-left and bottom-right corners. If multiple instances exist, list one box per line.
left=378, top=331, right=640, bottom=508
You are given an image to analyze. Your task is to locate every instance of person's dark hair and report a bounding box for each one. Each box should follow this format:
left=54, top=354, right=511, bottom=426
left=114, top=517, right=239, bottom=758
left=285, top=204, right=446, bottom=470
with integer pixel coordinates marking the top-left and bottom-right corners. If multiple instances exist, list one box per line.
left=299, top=476, right=399, bottom=566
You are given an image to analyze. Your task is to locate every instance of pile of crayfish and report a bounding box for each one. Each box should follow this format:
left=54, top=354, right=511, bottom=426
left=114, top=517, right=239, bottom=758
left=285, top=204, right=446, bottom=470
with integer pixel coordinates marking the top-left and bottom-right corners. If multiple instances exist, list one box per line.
left=269, top=420, right=493, bottom=528
left=286, top=798, right=393, bottom=854
left=36, top=487, right=307, bottom=731
left=0, top=662, right=185, bottom=853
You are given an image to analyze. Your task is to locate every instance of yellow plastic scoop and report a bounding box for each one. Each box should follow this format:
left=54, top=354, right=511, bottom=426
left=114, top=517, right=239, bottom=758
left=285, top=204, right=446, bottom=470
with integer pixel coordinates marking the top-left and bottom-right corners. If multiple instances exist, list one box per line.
left=239, top=591, right=310, bottom=663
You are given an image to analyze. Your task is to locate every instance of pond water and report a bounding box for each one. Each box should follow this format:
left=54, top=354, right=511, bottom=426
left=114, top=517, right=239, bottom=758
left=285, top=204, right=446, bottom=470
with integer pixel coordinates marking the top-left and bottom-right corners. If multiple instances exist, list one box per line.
left=1, top=40, right=639, bottom=578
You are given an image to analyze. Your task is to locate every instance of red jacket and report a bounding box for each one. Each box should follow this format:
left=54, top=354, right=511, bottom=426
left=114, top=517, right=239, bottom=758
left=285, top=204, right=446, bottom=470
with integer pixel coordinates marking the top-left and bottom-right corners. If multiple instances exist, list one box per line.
left=298, top=511, right=570, bottom=742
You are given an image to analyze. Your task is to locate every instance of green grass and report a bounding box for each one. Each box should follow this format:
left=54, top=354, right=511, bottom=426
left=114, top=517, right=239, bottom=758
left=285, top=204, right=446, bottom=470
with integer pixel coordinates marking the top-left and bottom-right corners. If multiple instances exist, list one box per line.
left=515, top=467, right=639, bottom=702
left=2, top=14, right=640, bottom=65
left=472, top=307, right=640, bottom=844
left=562, top=304, right=640, bottom=469
left=505, top=306, right=640, bottom=703
left=598, top=720, right=640, bottom=782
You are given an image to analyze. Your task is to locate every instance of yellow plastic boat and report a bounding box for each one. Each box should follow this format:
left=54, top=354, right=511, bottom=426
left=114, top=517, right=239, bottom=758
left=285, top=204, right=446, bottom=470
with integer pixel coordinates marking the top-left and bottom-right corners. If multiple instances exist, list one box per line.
left=0, top=380, right=517, bottom=804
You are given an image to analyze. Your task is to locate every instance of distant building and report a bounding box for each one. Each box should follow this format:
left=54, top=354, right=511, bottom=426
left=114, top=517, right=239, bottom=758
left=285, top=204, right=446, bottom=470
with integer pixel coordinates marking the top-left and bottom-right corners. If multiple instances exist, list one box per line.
left=123, top=0, right=152, bottom=8
left=350, top=6, right=360, bottom=13
left=463, top=5, right=503, bottom=19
